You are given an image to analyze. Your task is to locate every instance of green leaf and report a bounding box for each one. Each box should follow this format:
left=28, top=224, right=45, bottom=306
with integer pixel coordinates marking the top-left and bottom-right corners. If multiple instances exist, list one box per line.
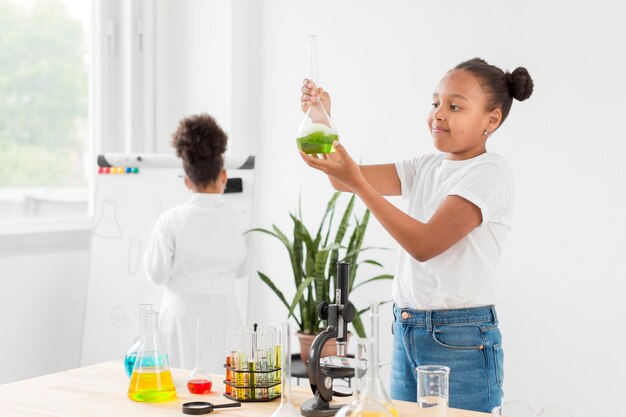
left=257, top=272, right=301, bottom=328
left=323, top=207, right=336, bottom=248
left=315, top=191, right=340, bottom=246
left=248, top=226, right=302, bottom=302
left=292, top=213, right=306, bottom=325
left=328, top=194, right=356, bottom=301
left=314, top=249, right=331, bottom=302
left=288, top=275, right=315, bottom=319
left=292, top=214, right=315, bottom=255
left=351, top=274, right=394, bottom=292
left=360, top=259, right=384, bottom=268
left=245, top=227, right=278, bottom=237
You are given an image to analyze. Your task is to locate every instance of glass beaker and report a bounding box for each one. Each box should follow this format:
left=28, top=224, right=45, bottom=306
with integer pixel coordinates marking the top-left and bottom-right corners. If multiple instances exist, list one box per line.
left=187, top=317, right=213, bottom=394
left=124, top=303, right=153, bottom=377
left=128, top=310, right=177, bottom=402
left=270, top=322, right=299, bottom=417
left=335, top=338, right=394, bottom=417
left=296, top=35, right=339, bottom=154
left=416, top=365, right=449, bottom=417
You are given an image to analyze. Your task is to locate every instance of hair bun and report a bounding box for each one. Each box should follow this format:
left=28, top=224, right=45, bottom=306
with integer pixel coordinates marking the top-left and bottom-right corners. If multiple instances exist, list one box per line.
left=172, top=114, right=227, bottom=164
left=506, top=67, right=534, bottom=101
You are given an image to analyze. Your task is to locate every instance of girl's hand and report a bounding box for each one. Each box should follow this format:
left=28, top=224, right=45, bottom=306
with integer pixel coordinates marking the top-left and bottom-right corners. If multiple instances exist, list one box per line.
left=300, top=141, right=365, bottom=191
left=300, top=79, right=332, bottom=116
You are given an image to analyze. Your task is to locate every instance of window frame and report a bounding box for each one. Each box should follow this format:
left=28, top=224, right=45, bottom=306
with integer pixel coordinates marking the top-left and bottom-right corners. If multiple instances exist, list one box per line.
left=0, top=0, right=156, bottom=240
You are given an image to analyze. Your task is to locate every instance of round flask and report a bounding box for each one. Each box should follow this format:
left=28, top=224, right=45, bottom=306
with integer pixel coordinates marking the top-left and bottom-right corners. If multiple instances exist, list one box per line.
left=296, top=35, right=339, bottom=154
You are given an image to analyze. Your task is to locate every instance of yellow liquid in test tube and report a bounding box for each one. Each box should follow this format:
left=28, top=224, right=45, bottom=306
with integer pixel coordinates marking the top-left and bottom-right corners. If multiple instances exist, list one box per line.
left=128, top=368, right=176, bottom=402
left=274, top=344, right=281, bottom=396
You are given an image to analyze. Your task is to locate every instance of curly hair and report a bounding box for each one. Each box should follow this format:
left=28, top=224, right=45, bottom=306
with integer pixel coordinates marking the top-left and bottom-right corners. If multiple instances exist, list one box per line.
left=453, top=58, right=534, bottom=125
left=171, top=113, right=227, bottom=188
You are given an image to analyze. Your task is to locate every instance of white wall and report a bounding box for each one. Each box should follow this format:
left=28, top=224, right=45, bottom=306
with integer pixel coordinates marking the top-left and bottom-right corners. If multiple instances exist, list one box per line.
left=154, top=0, right=233, bottom=153
left=0, top=231, right=90, bottom=384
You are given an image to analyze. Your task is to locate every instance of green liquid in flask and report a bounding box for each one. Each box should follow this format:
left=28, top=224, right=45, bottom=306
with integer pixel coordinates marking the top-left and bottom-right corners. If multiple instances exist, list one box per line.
left=297, top=131, right=338, bottom=154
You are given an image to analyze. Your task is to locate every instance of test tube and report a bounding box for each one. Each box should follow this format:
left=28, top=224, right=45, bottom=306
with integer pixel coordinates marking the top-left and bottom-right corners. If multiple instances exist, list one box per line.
left=238, top=350, right=247, bottom=400
left=256, top=348, right=266, bottom=399
left=267, top=345, right=276, bottom=397
left=248, top=358, right=257, bottom=400
left=225, top=354, right=233, bottom=396
left=274, top=329, right=282, bottom=396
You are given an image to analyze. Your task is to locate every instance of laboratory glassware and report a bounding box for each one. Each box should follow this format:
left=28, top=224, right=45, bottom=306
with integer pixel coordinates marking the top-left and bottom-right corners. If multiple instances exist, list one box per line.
left=128, top=309, right=177, bottom=402
left=416, top=365, right=449, bottom=417
left=223, top=324, right=281, bottom=402
left=124, top=303, right=153, bottom=377
left=187, top=317, right=213, bottom=394
left=367, top=302, right=398, bottom=417
left=335, top=338, right=394, bottom=417
left=296, top=35, right=339, bottom=154
left=270, top=322, right=299, bottom=417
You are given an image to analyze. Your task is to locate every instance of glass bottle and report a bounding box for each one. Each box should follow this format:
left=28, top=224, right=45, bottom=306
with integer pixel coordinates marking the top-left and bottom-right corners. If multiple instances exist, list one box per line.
left=296, top=35, right=339, bottom=154
left=367, top=302, right=398, bottom=417
left=124, top=303, right=153, bottom=377
left=270, top=322, right=299, bottom=417
left=187, top=317, right=213, bottom=394
left=128, top=310, right=177, bottom=402
left=335, top=338, right=393, bottom=417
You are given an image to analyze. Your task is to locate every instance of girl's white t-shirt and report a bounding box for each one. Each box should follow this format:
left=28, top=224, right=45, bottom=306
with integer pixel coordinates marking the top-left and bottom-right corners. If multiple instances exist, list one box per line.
left=393, top=152, right=514, bottom=310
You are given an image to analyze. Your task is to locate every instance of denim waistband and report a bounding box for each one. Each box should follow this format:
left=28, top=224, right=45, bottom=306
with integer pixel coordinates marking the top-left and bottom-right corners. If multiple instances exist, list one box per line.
left=393, top=304, right=498, bottom=330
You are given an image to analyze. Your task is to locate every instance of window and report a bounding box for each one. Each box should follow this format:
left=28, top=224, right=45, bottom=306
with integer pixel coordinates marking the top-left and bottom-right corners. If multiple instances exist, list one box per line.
left=0, top=0, right=91, bottom=223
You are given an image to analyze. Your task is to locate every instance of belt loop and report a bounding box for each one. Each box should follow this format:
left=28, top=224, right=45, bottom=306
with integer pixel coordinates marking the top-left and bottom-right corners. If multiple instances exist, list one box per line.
left=426, top=310, right=432, bottom=332
left=491, top=305, right=499, bottom=326
left=392, top=304, right=397, bottom=321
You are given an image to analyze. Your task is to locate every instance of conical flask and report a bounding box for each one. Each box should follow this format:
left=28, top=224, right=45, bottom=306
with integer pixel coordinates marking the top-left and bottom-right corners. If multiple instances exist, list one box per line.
left=335, top=338, right=394, bottom=417
left=366, top=302, right=398, bottom=417
left=128, top=310, right=177, bottom=402
left=187, top=317, right=213, bottom=394
left=270, top=322, right=299, bottom=417
left=296, top=35, right=339, bottom=154
left=124, top=303, right=153, bottom=377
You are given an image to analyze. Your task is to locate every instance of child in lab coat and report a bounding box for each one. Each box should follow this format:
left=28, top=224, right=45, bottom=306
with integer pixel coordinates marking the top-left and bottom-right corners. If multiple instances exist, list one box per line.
left=299, top=58, right=533, bottom=413
left=144, top=113, right=248, bottom=372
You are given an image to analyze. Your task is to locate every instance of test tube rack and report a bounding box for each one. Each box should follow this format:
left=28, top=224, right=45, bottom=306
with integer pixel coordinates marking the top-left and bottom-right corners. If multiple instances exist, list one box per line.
left=222, top=361, right=281, bottom=402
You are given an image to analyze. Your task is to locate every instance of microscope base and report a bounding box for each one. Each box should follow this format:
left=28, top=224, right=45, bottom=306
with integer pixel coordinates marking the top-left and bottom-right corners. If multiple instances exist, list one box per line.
left=300, top=396, right=344, bottom=417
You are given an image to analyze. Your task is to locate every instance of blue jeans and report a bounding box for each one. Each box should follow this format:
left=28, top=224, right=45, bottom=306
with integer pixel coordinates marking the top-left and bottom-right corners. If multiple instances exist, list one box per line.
left=390, top=304, right=504, bottom=413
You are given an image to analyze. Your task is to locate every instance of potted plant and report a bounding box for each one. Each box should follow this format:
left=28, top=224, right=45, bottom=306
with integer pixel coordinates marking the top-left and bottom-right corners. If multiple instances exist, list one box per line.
left=248, top=192, right=392, bottom=362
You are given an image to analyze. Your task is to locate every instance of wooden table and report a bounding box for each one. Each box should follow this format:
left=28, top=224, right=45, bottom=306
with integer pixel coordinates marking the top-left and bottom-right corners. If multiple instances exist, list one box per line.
left=0, top=361, right=490, bottom=416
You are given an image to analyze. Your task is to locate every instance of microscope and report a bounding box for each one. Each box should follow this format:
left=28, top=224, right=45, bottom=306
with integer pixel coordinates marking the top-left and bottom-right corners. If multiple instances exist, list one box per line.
left=301, top=262, right=355, bottom=417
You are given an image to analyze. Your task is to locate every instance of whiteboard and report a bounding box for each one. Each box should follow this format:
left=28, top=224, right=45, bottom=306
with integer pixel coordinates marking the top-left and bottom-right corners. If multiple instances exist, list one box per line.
left=80, top=153, right=255, bottom=366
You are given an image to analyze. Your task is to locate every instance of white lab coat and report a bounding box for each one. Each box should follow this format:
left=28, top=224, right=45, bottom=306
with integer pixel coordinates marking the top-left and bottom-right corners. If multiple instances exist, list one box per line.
left=144, top=193, right=248, bottom=372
